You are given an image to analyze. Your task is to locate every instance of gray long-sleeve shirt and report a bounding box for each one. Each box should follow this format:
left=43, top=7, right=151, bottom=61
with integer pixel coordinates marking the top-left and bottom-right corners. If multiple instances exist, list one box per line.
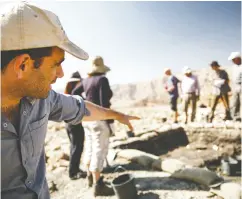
left=1, top=90, right=89, bottom=199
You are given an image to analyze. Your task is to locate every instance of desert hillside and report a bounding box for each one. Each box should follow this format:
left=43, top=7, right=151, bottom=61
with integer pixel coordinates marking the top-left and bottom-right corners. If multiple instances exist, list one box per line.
left=111, top=66, right=233, bottom=107
left=55, top=66, right=233, bottom=107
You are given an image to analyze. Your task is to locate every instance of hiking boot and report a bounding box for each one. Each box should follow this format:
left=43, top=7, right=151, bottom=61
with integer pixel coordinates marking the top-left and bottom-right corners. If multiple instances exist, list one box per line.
left=184, top=118, right=188, bottom=124
left=235, top=118, right=241, bottom=122
left=87, top=174, right=93, bottom=187
left=69, top=171, right=87, bottom=180
left=223, top=116, right=233, bottom=121
left=93, top=176, right=114, bottom=197
left=223, top=110, right=233, bottom=121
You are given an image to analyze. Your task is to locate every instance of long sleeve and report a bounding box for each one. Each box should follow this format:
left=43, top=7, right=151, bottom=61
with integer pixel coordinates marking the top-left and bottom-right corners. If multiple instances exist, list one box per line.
left=98, top=77, right=114, bottom=123
left=48, top=90, right=89, bottom=124
left=72, top=83, right=84, bottom=97
left=98, top=77, right=113, bottom=108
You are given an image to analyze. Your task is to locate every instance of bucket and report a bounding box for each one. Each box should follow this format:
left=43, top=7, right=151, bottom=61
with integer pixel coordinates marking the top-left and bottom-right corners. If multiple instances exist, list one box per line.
left=221, top=156, right=241, bottom=176
left=111, top=166, right=138, bottom=199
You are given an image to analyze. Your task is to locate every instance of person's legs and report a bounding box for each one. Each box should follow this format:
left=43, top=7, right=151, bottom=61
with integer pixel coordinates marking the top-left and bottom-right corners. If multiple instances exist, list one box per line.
left=170, top=96, right=178, bottom=123
left=89, top=121, right=114, bottom=196
left=232, top=92, right=241, bottom=121
left=221, top=93, right=232, bottom=120
left=89, top=121, right=110, bottom=181
left=174, top=111, right=179, bottom=123
left=190, top=93, right=197, bottom=122
left=83, top=124, right=93, bottom=180
left=209, top=95, right=220, bottom=122
left=183, top=94, right=190, bottom=124
left=66, top=124, right=86, bottom=179
left=240, top=92, right=242, bottom=121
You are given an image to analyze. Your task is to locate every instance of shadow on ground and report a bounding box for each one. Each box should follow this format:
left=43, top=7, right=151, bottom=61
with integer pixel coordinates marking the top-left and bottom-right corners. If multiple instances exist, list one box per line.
left=135, top=177, right=209, bottom=191
left=138, top=192, right=160, bottom=199
left=102, top=162, right=146, bottom=173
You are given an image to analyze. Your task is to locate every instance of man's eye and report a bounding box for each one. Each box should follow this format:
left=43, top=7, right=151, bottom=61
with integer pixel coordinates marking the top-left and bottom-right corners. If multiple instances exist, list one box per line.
left=52, top=63, right=59, bottom=68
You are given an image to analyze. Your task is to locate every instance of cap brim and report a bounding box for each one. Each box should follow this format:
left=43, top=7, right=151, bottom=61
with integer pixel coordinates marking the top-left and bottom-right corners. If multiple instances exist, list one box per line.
left=228, top=56, right=234, bottom=61
left=104, top=65, right=111, bottom=72
left=184, top=70, right=192, bottom=74
left=59, top=40, right=89, bottom=60
left=228, top=53, right=241, bottom=61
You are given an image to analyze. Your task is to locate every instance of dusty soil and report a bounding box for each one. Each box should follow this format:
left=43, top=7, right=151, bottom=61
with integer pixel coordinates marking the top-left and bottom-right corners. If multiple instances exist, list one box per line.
left=48, top=158, right=221, bottom=199
left=46, top=105, right=241, bottom=199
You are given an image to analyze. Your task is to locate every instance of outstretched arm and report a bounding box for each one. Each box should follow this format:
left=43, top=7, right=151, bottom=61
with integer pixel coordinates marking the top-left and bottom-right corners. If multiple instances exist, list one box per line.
left=82, top=101, right=139, bottom=131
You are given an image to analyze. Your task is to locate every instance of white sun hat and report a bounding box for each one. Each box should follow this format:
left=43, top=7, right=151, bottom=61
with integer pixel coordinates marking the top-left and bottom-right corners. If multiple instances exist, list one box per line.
left=183, top=66, right=192, bottom=74
left=228, top=52, right=241, bottom=61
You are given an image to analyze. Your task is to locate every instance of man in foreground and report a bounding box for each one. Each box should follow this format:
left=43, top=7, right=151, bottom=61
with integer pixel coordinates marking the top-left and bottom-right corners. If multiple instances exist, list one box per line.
left=1, top=2, right=139, bottom=199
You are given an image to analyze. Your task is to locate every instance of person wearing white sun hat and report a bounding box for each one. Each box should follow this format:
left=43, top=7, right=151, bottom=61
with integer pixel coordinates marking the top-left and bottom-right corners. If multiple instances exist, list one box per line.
left=181, top=66, right=200, bottom=124
left=0, top=2, right=139, bottom=199
left=228, top=52, right=242, bottom=122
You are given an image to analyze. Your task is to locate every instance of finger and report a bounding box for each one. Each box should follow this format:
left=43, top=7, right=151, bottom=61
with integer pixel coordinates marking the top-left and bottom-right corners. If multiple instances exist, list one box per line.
left=126, top=121, right=133, bottom=131
left=127, top=115, right=140, bottom=120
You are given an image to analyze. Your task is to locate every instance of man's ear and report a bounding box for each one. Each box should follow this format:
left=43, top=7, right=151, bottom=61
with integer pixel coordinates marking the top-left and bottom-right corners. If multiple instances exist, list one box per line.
left=13, top=54, right=31, bottom=79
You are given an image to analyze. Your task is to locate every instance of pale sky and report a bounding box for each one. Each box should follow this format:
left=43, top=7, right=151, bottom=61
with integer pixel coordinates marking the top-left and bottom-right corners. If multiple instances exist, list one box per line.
left=1, top=1, right=241, bottom=92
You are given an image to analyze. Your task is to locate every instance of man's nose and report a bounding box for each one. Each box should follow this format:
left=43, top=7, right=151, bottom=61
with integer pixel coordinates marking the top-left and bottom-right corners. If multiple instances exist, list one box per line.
left=56, top=66, right=64, bottom=78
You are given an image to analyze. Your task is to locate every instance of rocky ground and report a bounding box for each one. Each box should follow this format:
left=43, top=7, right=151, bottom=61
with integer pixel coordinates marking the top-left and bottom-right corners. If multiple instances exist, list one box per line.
left=46, top=105, right=241, bottom=199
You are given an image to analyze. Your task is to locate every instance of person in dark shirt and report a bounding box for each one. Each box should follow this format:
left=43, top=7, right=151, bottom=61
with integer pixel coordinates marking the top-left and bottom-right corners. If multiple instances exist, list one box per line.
left=164, top=68, right=180, bottom=123
left=64, top=72, right=86, bottom=180
left=72, top=56, right=114, bottom=196
left=209, top=61, right=232, bottom=122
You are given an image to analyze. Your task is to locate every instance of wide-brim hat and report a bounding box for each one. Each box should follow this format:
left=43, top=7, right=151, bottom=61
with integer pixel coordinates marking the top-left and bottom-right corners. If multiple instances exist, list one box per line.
left=87, top=56, right=110, bottom=75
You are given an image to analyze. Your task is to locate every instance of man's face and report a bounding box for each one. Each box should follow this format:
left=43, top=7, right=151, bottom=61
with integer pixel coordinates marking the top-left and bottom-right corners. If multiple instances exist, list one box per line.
left=165, top=70, right=171, bottom=76
left=23, top=47, right=65, bottom=99
left=211, top=65, right=218, bottom=71
left=232, top=57, right=241, bottom=65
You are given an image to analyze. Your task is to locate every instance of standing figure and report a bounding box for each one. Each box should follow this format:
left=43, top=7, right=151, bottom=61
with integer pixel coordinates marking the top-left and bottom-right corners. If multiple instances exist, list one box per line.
left=72, top=56, right=114, bottom=196
left=181, top=67, right=200, bottom=123
left=64, top=71, right=86, bottom=180
left=164, top=68, right=180, bottom=123
left=228, top=52, right=242, bottom=122
left=209, top=61, right=232, bottom=122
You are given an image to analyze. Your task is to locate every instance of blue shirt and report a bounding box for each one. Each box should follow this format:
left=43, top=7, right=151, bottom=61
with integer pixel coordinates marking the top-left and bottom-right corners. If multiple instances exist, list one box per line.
left=1, top=90, right=89, bottom=199
left=167, top=75, right=180, bottom=98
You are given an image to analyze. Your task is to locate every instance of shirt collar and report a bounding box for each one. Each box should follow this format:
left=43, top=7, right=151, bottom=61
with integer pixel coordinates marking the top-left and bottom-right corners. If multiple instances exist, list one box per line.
left=24, top=97, right=36, bottom=106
